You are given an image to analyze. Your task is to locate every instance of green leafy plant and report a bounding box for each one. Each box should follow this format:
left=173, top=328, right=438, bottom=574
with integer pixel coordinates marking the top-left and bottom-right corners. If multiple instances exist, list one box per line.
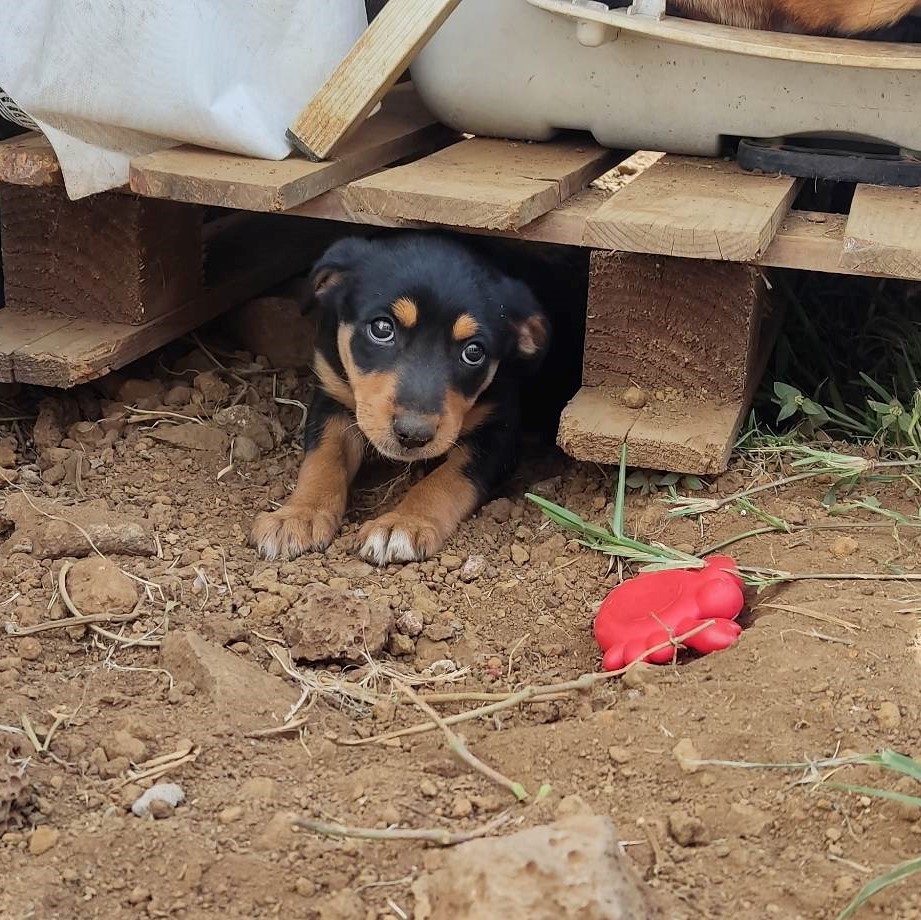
left=625, top=470, right=705, bottom=497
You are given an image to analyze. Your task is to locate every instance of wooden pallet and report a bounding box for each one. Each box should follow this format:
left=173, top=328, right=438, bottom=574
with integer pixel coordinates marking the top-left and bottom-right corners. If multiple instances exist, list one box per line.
left=5, top=91, right=921, bottom=472
left=0, top=87, right=454, bottom=387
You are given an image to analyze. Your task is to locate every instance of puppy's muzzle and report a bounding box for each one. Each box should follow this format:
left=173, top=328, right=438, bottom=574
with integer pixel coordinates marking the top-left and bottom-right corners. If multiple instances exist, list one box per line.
left=392, top=412, right=437, bottom=450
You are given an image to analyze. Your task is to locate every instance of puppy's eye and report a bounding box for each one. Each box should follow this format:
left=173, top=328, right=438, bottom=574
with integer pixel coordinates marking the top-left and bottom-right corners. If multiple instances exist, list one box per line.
left=368, top=317, right=395, bottom=344
left=461, top=342, right=486, bottom=367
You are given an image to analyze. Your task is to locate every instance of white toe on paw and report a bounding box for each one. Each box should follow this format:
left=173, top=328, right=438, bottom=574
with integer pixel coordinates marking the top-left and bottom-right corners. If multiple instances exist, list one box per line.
left=360, top=529, right=391, bottom=566
left=386, top=529, right=421, bottom=563
left=359, top=527, right=424, bottom=566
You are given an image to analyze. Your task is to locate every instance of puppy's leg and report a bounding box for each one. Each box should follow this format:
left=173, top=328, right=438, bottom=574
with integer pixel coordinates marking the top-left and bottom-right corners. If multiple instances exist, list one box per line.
left=251, top=397, right=363, bottom=561
left=358, top=404, right=516, bottom=566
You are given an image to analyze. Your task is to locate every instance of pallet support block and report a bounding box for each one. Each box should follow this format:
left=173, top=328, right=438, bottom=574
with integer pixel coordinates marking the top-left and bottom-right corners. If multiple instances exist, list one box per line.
left=0, top=184, right=203, bottom=324
left=558, top=251, right=770, bottom=474
left=0, top=214, right=341, bottom=387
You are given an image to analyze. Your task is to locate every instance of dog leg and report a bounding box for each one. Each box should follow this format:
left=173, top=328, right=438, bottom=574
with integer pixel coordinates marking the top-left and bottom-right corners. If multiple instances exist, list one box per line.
left=358, top=444, right=482, bottom=565
left=251, top=407, right=363, bottom=561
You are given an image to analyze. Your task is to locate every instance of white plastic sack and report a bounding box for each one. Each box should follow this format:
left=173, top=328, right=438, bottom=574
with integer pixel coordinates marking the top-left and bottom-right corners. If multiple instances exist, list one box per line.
left=0, top=0, right=368, bottom=199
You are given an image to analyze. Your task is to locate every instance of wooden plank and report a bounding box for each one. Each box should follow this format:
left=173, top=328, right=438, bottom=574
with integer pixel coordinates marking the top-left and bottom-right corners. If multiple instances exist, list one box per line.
left=345, top=137, right=621, bottom=231
left=584, top=156, right=799, bottom=260
left=557, top=386, right=745, bottom=475
left=0, top=133, right=62, bottom=186
left=130, top=86, right=454, bottom=212
left=0, top=309, right=74, bottom=381
left=0, top=185, right=203, bottom=324
left=840, top=185, right=921, bottom=280
left=287, top=0, right=462, bottom=160
left=1, top=216, right=338, bottom=387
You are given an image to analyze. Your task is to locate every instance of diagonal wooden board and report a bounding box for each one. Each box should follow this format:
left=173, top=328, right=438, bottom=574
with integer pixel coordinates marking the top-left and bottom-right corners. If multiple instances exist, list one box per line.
left=840, top=184, right=921, bottom=280
left=583, top=155, right=800, bottom=260
left=129, top=86, right=456, bottom=212
left=344, top=136, right=622, bottom=231
left=287, top=0, right=463, bottom=161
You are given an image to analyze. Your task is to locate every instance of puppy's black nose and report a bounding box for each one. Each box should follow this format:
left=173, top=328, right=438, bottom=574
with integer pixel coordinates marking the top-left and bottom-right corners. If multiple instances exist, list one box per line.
left=392, top=413, right=436, bottom=449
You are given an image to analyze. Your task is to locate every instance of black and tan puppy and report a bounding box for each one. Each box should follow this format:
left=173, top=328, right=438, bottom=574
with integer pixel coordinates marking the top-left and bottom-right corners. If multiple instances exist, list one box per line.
left=250, top=233, right=549, bottom=566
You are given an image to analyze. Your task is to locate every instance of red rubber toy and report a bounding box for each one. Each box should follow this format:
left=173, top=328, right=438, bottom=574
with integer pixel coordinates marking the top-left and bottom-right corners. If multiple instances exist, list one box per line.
left=594, top=555, right=745, bottom=672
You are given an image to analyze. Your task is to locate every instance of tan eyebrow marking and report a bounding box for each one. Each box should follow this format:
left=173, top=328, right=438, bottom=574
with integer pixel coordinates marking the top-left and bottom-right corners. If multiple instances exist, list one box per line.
left=391, top=296, right=418, bottom=328
left=452, top=313, right=479, bottom=341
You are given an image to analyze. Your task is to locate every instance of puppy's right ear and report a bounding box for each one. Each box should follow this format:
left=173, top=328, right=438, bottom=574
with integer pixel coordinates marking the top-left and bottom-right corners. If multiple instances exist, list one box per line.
left=305, top=237, right=374, bottom=313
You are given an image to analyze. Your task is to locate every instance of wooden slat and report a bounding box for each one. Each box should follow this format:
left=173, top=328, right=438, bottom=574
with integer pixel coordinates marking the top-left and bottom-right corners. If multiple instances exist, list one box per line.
left=287, top=0, right=462, bottom=160
left=0, top=133, right=62, bottom=186
left=345, top=137, right=621, bottom=231
left=840, top=184, right=921, bottom=280
left=583, top=156, right=799, bottom=260
left=130, top=86, right=455, bottom=212
left=0, top=309, right=74, bottom=380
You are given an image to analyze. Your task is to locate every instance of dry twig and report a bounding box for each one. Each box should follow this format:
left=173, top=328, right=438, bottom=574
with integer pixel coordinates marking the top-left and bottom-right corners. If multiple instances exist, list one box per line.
left=396, top=680, right=528, bottom=801
left=295, top=811, right=513, bottom=847
left=340, top=622, right=716, bottom=747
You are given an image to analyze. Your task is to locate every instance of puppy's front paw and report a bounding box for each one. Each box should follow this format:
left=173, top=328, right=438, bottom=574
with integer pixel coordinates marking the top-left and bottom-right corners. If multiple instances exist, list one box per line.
left=250, top=506, right=340, bottom=561
left=357, top=512, right=444, bottom=566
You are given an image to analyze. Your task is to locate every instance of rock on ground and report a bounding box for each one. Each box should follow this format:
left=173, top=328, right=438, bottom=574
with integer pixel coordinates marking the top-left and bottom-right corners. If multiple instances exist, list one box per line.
left=149, top=423, right=230, bottom=454
left=283, top=585, right=394, bottom=664
left=0, top=495, right=156, bottom=559
left=159, top=630, right=297, bottom=733
left=412, top=815, right=668, bottom=920
left=67, top=557, right=139, bottom=615
left=227, top=295, right=318, bottom=369
left=132, top=783, right=185, bottom=818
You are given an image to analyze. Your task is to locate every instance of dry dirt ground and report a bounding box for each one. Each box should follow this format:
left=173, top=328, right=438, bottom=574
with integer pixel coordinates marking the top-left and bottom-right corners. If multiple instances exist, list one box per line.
left=1, top=334, right=921, bottom=920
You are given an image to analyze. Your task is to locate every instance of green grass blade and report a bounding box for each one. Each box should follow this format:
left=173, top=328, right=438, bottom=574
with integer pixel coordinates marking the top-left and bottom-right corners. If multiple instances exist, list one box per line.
left=837, top=855, right=921, bottom=920
left=825, top=783, right=921, bottom=809
left=611, top=443, right=628, bottom=539
left=525, top=494, right=612, bottom=543
left=877, top=749, right=921, bottom=783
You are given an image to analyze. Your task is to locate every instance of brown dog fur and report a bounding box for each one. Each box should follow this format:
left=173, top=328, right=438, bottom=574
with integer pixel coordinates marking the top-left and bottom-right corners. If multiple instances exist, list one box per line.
left=673, top=0, right=921, bottom=33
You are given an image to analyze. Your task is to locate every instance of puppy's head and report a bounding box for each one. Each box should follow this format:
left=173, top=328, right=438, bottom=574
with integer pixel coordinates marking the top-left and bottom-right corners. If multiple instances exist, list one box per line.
left=308, top=234, right=549, bottom=462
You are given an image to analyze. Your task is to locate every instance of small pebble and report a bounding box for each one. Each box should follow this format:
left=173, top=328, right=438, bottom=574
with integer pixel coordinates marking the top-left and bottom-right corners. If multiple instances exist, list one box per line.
left=877, top=701, right=901, bottom=730
left=667, top=810, right=707, bottom=847
left=132, top=782, right=185, bottom=818
left=460, top=555, right=487, bottom=582
left=29, top=826, right=60, bottom=856
left=149, top=798, right=176, bottom=820
left=831, top=536, right=859, bottom=558
left=510, top=543, right=530, bottom=566
left=219, top=806, right=243, bottom=825
left=622, top=386, right=647, bottom=409
left=16, top=637, right=43, bottom=662
left=673, top=738, right=701, bottom=774
left=294, top=878, right=316, bottom=898
left=450, top=796, right=473, bottom=818
left=608, top=746, right=632, bottom=765
left=128, top=887, right=151, bottom=905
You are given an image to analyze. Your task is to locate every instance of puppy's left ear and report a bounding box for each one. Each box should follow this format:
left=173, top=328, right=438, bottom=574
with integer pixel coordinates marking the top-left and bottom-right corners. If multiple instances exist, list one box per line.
left=499, top=278, right=551, bottom=368
left=304, top=236, right=375, bottom=314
